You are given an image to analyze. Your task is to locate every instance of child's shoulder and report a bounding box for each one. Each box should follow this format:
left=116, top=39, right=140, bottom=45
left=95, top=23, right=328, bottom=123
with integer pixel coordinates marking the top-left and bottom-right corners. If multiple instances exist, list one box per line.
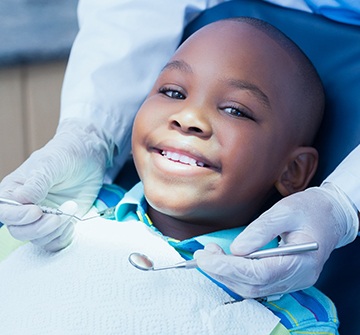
left=264, top=286, right=339, bottom=334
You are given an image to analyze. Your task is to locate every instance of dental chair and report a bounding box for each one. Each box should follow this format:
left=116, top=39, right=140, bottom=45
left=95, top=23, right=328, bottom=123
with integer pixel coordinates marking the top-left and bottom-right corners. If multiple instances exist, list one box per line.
left=117, top=1, right=360, bottom=333
left=182, top=2, right=360, bottom=334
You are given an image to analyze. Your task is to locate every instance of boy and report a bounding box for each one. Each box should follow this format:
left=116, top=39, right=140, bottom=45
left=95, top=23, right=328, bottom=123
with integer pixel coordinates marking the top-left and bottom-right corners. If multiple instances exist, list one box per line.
left=0, top=18, right=338, bottom=334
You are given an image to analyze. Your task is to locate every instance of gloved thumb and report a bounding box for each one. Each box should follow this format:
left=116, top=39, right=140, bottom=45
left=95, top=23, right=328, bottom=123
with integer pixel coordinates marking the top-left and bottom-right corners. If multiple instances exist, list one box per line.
left=11, top=175, right=51, bottom=205
left=30, top=200, right=79, bottom=252
left=0, top=165, right=53, bottom=206
left=230, top=207, right=291, bottom=255
left=58, top=200, right=79, bottom=218
left=194, top=243, right=225, bottom=259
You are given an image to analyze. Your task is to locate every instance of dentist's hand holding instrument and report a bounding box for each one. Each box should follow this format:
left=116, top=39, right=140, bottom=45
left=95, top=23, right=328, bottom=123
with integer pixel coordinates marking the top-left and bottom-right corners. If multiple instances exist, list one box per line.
left=0, top=119, right=113, bottom=251
left=195, top=182, right=359, bottom=298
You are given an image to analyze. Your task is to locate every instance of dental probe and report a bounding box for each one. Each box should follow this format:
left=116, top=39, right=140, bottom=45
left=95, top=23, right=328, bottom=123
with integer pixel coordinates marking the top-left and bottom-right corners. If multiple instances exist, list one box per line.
left=0, top=197, right=82, bottom=220
left=80, top=206, right=117, bottom=221
left=0, top=197, right=117, bottom=221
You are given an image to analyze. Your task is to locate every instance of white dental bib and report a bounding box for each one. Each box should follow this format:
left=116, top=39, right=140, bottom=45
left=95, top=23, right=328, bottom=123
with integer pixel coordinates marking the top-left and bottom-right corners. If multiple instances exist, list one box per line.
left=0, top=218, right=279, bottom=334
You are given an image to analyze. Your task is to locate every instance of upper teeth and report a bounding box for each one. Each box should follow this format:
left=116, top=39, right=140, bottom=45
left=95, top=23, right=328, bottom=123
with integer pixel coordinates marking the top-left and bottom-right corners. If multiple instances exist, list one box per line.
left=161, top=151, right=205, bottom=167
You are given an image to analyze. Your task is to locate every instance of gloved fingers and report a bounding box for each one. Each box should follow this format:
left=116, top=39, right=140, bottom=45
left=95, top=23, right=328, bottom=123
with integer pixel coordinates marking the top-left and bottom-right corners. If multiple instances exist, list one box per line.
left=0, top=161, right=53, bottom=206
left=194, top=186, right=348, bottom=299
left=5, top=200, right=78, bottom=242
left=230, top=205, right=299, bottom=255
left=31, top=220, right=74, bottom=250
left=202, top=243, right=225, bottom=255
left=194, top=243, right=225, bottom=263
left=42, top=222, right=75, bottom=252
left=30, top=201, right=78, bottom=251
left=194, top=253, right=267, bottom=298
left=0, top=123, right=108, bottom=214
left=195, top=253, right=271, bottom=286
left=277, top=231, right=316, bottom=246
left=10, top=175, right=52, bottom=206
left=0, top=203, right=43, bottom=226
left=58, top=200, right=78, bottom=219
left=0, top=168, right=27, bottom=192
left=7, top=215, right=67, bottom=241
left=45, top=175, right=102, bottom=214
left=195, top=252, right=318, bottom=298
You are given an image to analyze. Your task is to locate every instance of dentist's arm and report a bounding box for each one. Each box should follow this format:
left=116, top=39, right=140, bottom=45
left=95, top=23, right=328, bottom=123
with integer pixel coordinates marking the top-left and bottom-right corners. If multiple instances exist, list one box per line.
left=195, top=145, right=360, bottom=298
left=0, top=0, right=221, bottom=251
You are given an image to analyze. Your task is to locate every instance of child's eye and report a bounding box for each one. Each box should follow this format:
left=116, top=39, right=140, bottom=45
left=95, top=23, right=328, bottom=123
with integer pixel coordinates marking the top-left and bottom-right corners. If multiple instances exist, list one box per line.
left=223, top=105, right=254, bottom=120
left=159, top=87, right=186, bottom=100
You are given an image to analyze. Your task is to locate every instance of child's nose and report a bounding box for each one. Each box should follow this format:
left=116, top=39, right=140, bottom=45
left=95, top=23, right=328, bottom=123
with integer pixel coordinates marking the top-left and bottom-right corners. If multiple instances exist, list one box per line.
left=169, top=107, right=212, bottom=137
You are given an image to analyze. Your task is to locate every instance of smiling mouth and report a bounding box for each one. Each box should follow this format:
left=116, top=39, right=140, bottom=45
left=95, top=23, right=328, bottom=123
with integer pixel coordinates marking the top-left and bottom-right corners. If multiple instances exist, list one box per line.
left=160, top=150, right=208, bottom=167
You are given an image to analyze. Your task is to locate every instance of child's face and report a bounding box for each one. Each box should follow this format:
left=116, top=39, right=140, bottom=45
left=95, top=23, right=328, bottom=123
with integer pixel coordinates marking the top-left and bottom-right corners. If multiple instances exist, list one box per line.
left=132, top=21, right=303, bottom=231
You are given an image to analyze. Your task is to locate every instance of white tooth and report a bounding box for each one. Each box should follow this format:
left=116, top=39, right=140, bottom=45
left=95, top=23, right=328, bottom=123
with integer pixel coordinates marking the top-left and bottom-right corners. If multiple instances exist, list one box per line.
left=162, top=150, right=204, bottom=167
left=179, top=155, right=190, bottom=164
left=189, top=158, right=197, bottom=166
left=171, top=152, right=180, bottom=161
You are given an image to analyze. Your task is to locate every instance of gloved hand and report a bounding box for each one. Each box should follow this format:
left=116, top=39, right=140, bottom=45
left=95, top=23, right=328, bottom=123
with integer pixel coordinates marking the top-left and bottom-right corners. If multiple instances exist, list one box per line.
left=194, top=183, right=359, bottom=298
left=2, top=200, right=78, bottom=252
left=0, top=118, right=114, bottom=251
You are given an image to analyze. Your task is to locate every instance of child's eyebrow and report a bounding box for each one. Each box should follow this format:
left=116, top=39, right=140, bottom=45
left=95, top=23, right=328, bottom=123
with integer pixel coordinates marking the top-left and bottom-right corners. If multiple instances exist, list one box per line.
left=226, top=79, right=271, bottom=110
left=162, top=60, right=270, bottom=110
left=161, top=60, right=193, bottom=74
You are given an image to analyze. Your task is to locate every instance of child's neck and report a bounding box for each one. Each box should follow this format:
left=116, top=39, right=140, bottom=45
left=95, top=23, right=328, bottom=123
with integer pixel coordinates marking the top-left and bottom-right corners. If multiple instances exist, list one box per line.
left=146, top=206, right=216, bottom=240
left=146, top=206, right=247, bottom=241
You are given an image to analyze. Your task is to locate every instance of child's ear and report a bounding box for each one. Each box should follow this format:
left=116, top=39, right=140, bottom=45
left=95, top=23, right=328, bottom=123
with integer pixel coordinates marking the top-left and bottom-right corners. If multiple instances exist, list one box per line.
left=275, top=147, right=318, bottom=196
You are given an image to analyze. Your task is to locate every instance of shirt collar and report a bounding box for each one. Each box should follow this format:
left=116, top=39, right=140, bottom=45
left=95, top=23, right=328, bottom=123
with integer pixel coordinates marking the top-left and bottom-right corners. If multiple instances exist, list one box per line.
left=114, top=182, right=254, bottom=256
left=113, top=182, right=278, bottom=301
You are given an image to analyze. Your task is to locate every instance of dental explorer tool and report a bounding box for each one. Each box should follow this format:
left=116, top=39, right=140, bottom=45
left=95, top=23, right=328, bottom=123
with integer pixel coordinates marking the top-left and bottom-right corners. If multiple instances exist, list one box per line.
left=0, top=197, right=82, bottom=220
left=79, top=206, right=117, bottom=221
left=0, top=197, right=117, bottom=221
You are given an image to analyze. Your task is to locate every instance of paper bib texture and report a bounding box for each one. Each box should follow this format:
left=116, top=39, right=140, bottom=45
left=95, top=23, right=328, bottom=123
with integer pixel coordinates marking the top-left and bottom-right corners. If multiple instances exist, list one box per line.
left=0, top=218, right=279, bottom=334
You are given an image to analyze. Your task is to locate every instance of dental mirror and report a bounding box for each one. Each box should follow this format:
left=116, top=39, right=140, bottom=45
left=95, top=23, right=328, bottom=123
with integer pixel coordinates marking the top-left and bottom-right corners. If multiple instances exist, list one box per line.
left=129, top=242, right=318, bottom=271
left=128, top=253, right=198, bottom=271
